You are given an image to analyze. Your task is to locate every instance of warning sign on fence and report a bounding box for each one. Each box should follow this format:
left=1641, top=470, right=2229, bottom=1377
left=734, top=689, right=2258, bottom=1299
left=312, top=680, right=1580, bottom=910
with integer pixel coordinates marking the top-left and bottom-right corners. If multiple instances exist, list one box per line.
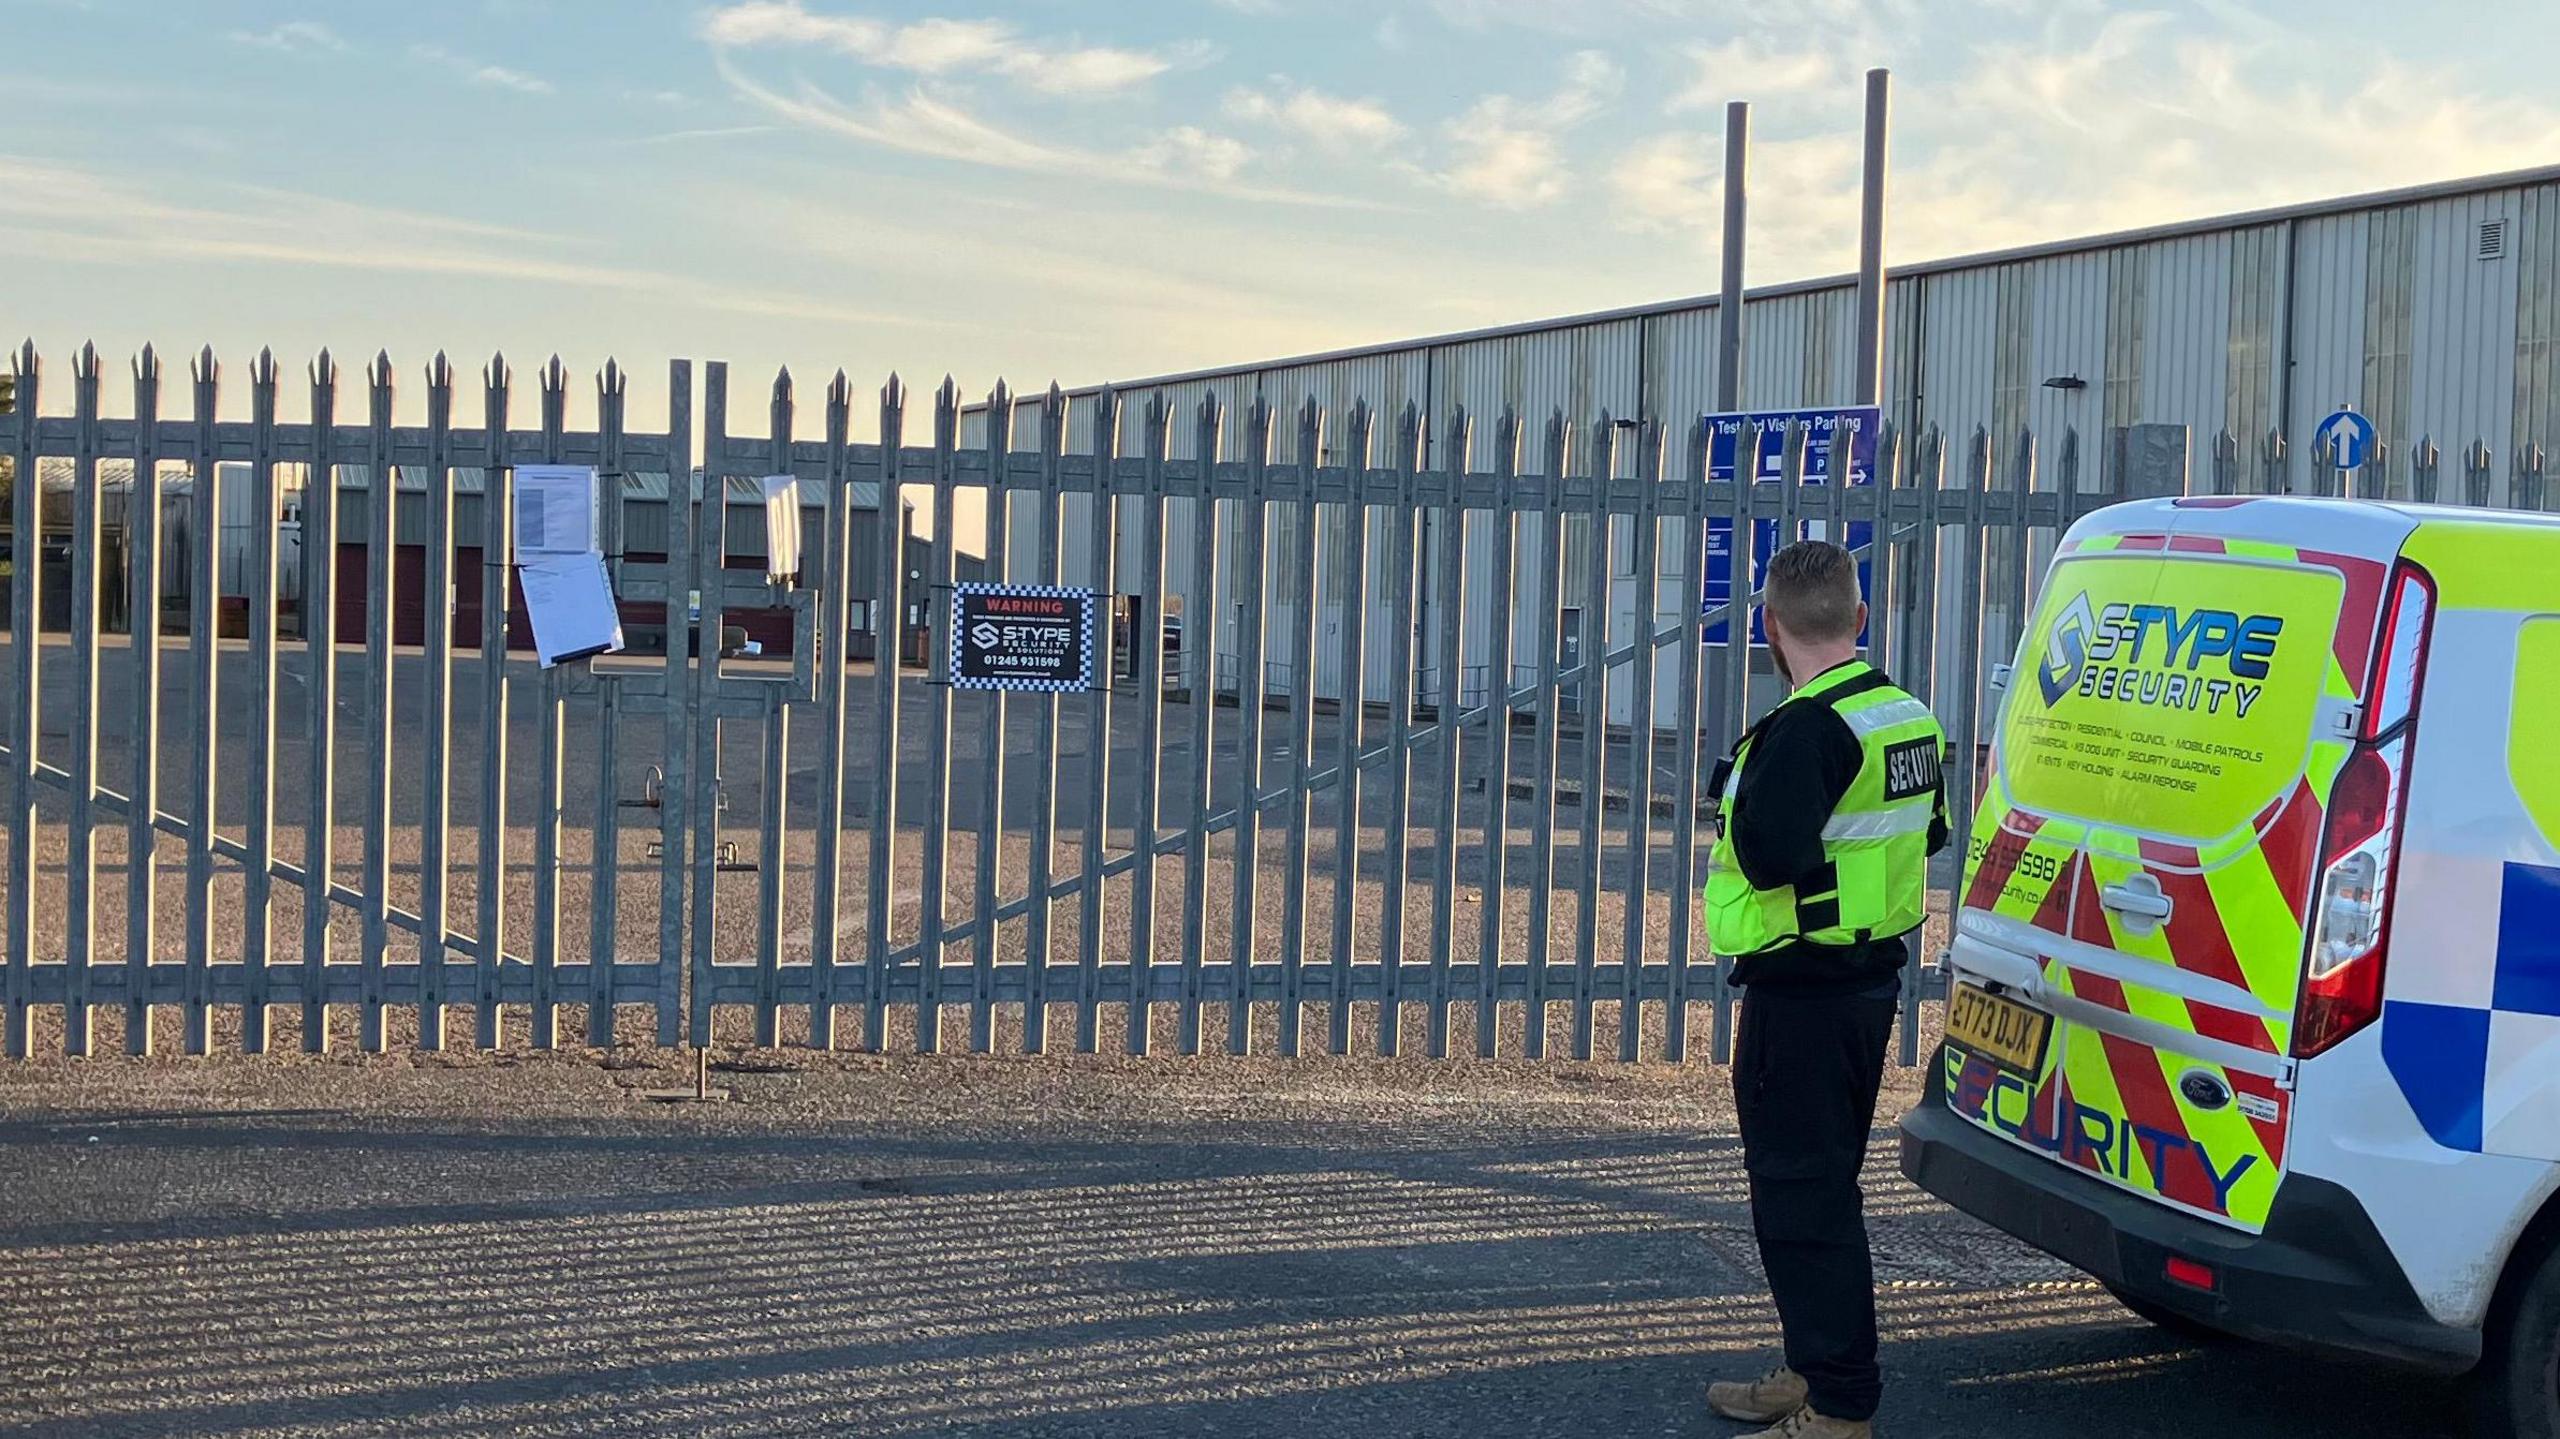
left=948, top=583, right=1099, bottom=693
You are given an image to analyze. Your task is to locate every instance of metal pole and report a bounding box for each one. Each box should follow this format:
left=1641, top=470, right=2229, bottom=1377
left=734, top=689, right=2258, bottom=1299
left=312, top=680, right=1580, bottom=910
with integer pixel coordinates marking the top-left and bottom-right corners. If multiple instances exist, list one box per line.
left=1854, top=68, right=1891, bottom=408
left=1717, top=100, right=1748, bottom=413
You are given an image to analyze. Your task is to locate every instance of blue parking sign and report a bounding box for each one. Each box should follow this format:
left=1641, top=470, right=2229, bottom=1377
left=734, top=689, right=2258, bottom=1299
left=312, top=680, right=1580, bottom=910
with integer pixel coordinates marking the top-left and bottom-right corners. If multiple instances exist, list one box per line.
left=1701, top=406, right=1879, bottom=645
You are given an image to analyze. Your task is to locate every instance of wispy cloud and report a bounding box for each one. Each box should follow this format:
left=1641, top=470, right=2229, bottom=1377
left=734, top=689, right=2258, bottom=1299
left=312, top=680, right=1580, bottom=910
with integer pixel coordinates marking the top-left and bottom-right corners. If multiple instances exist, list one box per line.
left=1130, top=126, right=1251, bottom=182
left=0, top=156, right=919, bottom=329
left=1224, top=84, right=1406, bottom=150
left=713, top=55, right=1389, bottom=210
left=632, top=125, right=777, bottom=146
left=698, top=2, right=1180, bottom=98
left=1430, top=51, right=1619, bottom=209
left=231, top=20, right=347, bottom=56
left=410, top=43, right=554, bottom=95
left=1666, top=38, right=1847, bottom=114
left=1611, top=6, right=2560, bottom=282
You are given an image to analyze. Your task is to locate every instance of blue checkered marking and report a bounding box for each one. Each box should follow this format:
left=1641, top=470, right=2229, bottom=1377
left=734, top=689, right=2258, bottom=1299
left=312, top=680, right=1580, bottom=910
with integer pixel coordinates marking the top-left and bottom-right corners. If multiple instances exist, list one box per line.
left=2494, top=861, right=2560, bottom=1018
left=2382, top=1001, right=2490, bottom=1153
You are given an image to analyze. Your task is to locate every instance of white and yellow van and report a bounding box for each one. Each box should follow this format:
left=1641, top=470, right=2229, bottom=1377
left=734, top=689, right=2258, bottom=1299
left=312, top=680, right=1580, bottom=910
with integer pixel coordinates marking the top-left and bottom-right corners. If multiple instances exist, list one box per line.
left=1899, top=494, right=2560, bottom=1434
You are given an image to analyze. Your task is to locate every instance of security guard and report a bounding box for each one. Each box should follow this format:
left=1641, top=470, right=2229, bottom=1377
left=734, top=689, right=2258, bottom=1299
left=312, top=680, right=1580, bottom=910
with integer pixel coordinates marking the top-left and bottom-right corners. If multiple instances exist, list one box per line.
left=1704, top=540, right=1948, bottom=1439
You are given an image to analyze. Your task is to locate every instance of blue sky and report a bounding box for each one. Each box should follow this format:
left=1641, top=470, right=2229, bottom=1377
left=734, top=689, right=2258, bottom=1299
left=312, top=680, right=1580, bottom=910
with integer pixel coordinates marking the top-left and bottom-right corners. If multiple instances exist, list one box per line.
left=6, top=0, right=2557, bottom=427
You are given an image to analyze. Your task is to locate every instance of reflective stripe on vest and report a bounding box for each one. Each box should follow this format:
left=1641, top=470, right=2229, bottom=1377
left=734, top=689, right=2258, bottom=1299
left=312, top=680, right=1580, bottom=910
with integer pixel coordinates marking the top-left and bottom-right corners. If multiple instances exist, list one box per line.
left=1705, top=660, right=1946, bottom=959
left=1821, top=807, right=1936, bottom=841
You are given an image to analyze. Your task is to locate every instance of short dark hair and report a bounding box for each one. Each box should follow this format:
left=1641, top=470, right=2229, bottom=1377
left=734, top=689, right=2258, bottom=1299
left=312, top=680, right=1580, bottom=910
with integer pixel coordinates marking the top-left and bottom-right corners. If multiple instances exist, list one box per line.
left=1764, top=540, right=1862, bottom=643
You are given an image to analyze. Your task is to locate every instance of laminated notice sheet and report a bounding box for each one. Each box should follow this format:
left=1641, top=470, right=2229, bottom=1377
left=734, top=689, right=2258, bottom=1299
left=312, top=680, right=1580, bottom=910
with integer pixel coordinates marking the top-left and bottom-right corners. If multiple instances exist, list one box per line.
left=520, top=550, right=625, bottom=668
left=759, top=474, right=802, bottom=581
left=513, top=464, right=600, bottom=558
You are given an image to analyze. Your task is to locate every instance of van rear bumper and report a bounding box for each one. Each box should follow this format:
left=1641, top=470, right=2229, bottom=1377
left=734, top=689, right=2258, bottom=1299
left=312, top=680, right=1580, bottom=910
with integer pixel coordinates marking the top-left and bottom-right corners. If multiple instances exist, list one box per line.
left=1898, top=1054, right=2480, bottom=1375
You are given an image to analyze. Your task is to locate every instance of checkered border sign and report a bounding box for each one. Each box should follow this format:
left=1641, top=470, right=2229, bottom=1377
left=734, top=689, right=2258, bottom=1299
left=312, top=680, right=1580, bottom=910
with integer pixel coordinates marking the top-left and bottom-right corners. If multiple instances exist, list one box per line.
left=948, top=582, right=1098, bottom=693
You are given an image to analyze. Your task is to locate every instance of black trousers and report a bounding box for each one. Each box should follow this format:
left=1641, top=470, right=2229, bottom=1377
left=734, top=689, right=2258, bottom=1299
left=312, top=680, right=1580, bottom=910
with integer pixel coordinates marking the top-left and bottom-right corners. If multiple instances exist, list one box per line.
left=1733, top=983, right=1900, bottom=1423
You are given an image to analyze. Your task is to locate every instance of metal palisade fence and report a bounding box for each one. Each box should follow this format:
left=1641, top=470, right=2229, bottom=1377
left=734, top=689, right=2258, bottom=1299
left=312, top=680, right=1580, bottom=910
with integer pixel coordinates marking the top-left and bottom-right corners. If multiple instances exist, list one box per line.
left=0, top=342, right=2548, bottom=1064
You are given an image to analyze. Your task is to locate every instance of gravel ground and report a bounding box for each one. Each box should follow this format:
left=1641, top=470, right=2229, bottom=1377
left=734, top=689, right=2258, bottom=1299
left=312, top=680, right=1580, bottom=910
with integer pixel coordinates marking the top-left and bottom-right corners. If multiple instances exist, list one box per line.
left=0, top=1051, right=2463, bottom=1438
left=2, top=636, right=1958, bottom=1063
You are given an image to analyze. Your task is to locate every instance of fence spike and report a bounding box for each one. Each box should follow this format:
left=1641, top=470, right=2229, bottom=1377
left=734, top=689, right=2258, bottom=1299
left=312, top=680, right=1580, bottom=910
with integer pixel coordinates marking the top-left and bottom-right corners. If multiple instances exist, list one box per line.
left=938, top=374, right=959, bottom=413
left=134, top=343, right=159, bottom=385
left=311, top=348, right=339, bottom=389
left=482, top=351, right=505, bottom=389
left=1246, top=392, right=1273, bottom=458
left=75, top=339, right=98, bottom=381
left=13, top=338, right=33, bottom=381
left=1042, top=383, right=1069, bottom=458
left=1345, top=395, right=1375, bottom=463
left=367, top=350, right=393, bottom=395
left=542, top=353, right=567, bottom=396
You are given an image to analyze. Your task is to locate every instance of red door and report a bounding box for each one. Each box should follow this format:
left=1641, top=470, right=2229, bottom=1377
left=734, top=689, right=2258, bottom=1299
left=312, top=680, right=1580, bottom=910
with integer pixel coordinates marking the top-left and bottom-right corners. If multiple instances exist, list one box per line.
left=333, top=543, right=430, bottom=646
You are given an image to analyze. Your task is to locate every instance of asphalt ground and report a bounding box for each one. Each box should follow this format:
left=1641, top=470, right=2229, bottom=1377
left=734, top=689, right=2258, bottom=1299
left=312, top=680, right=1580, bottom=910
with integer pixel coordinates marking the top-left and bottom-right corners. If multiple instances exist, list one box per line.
left=0, top=1051, right=2463, bottom=1438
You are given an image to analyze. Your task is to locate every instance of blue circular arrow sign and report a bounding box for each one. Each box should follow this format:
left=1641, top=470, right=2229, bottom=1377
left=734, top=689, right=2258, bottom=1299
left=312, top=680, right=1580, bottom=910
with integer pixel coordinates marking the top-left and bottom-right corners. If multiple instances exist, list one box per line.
left=2315, top=408, right=2376, bottom=471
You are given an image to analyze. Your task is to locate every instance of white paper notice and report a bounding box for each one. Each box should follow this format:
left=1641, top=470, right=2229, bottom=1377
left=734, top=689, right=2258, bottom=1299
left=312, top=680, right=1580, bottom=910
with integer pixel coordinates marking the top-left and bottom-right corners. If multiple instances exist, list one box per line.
left=519, top=551, right=625, bottom=668
left=759, top=474, right=802, bottom=581
left=513, top=464, right=599, bottom=559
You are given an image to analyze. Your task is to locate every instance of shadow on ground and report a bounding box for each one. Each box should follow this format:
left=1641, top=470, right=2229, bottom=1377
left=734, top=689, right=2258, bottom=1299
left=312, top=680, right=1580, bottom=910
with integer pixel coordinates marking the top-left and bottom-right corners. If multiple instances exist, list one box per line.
left=0, top=1064, right=2461, bottom=1439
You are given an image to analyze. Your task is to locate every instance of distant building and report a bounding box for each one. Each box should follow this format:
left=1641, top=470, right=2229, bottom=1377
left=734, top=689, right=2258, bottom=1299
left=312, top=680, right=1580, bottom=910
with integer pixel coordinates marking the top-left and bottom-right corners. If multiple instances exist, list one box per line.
left=973, top=163, right=2560, bottom=721
left=1, top=462, right=974, bottom=661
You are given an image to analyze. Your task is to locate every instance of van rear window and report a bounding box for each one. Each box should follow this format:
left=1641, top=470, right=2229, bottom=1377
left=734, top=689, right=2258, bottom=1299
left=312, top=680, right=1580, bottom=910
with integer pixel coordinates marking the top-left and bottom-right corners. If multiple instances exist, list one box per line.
left=2003, top=553, right=2346, bottom=843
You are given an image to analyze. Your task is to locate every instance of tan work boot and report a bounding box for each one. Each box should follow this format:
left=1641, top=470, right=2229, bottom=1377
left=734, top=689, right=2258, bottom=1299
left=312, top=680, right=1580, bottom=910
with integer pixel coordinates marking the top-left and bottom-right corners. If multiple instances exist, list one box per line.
left=1706, top=1364, right=1808, bottom=1423
left=1738, top=1406, right=1873, bottom=1439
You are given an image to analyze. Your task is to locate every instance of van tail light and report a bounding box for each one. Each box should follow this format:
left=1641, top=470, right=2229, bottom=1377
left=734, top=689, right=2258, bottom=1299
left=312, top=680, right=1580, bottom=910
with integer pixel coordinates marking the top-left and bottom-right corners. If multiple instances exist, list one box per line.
left=2295, top=562, right=2434, bottom=1059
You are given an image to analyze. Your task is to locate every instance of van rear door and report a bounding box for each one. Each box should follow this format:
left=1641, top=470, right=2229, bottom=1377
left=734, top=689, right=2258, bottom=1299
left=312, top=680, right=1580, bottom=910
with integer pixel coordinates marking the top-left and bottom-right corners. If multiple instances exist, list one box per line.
left=1946, top=512, right=2399, bottom=1233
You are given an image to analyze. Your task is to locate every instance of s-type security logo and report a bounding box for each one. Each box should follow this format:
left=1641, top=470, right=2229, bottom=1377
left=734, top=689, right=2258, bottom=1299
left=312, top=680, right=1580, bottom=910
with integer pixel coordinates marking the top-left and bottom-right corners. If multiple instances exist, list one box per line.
left=2038, top=591, right=2099, bottom=706
left=2047, top=590, right=2286, bottom=719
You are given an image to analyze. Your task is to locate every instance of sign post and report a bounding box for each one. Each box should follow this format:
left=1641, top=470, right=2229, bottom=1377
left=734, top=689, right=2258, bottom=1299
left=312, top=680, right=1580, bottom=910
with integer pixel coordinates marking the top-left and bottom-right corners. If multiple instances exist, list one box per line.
left=948, top=582, right=1101, bottom=693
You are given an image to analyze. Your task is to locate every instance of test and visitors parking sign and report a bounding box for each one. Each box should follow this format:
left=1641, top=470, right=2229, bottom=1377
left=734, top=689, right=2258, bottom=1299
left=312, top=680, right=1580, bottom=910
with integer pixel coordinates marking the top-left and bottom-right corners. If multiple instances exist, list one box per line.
left=949, top=583, right=1100, bottom=693
left=1701, top=406, right=1879, bottom=645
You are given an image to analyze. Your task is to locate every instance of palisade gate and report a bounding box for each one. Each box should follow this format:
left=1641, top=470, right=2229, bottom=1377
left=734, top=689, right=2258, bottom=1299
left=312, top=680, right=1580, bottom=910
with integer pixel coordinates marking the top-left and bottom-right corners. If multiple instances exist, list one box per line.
left=8, top=342, right=2526, bottom=1065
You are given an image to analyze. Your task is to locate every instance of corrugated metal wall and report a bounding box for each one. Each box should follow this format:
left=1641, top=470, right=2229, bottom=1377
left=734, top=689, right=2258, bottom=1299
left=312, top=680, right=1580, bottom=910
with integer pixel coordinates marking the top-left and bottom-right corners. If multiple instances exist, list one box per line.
left=955, top=172, right=2560, bottom=715
left=2408, top=187, right=2523, bottom=488
left=2287, top=208, right=2369, bottom=464
left=2518, top=184, right=2560, bottom=491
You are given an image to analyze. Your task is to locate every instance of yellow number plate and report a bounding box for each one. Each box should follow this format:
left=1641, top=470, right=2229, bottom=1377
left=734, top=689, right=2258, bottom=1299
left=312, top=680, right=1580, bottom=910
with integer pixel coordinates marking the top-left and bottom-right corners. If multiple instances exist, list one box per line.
left=1946, top=982, right=2052, bottom=1075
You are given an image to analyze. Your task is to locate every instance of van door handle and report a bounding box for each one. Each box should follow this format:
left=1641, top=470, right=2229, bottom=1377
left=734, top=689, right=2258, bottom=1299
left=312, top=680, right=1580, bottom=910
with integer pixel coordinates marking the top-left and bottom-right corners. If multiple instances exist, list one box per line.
left=2100, top=878, right=2173, bottom=930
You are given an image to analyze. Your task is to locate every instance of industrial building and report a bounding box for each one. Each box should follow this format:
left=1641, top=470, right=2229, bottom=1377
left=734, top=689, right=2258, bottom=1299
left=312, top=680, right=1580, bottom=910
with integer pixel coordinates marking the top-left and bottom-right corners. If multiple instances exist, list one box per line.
left=1, top=461, right=932, bottom=660
left=984, top=163, right=2560, bottom=720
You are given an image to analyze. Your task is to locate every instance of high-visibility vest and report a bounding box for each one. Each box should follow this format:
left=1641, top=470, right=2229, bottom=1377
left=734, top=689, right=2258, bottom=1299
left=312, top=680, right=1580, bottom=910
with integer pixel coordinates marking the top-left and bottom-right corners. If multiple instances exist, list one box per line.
left=1707, top=661, right=1946, bottom=958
